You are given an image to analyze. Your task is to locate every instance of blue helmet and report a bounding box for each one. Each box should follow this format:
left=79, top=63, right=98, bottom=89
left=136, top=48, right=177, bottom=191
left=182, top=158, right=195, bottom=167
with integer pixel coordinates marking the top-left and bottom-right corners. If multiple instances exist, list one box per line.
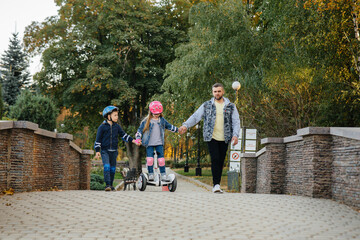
left=102, top=106, right=119, bottom=118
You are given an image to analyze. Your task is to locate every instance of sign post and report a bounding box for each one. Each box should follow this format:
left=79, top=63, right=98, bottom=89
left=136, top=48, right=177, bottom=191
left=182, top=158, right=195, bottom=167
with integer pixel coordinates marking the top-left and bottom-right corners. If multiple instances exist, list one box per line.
left=227, top=126, right=258, bottom=191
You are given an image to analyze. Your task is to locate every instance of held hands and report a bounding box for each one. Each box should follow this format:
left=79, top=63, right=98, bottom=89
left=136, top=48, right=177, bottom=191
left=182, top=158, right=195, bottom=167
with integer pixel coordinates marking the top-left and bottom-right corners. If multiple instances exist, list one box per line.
left=178, top=126, right=187, bottom=135
left=231, top=136, right=238, bottom=146
left=133, top=139, right=142, bottom=146
left=95, top=152, right=101, bottom=160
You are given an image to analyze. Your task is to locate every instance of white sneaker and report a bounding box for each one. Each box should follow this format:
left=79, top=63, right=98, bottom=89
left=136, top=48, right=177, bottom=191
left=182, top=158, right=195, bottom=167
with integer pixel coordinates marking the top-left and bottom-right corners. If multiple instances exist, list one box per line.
left=148, top=173, right=154, bottom=181
left=212, top=184, right=223, bottom=193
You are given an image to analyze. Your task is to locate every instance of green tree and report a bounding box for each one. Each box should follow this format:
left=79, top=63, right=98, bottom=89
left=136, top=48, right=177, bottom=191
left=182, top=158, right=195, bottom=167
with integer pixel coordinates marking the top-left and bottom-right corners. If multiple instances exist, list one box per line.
left=249, top=0, right=360, bottom=131
left=300, top=0, right=360, bottom=126
left=9, top=90, right=58, bottom=131
left=161, top=0, right=259, bottom=127
left=23, top=0, right=190, bottom=172
left=163, top=0, right=360, bottom=139
left=0, top=83, right=3, bottom=119
left=0, top=32, right=30, bottom=106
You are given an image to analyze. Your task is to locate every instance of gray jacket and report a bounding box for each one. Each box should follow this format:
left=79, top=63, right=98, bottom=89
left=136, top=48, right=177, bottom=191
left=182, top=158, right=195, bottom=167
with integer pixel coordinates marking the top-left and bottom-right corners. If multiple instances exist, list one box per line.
left=182, top=97, right=240, bottom=143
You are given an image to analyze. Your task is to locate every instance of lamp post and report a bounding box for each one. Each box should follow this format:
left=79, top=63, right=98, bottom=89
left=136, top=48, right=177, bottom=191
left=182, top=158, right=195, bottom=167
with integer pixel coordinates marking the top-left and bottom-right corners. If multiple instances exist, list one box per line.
left=232, top=80, right=244, bottom=151
left=232, top=80, right=241, bottom=105
left=184, top=132, right=190, bottom=172
left=231, top=80, right=242, bottom=192
left=195, top=124, right=202, bottom=176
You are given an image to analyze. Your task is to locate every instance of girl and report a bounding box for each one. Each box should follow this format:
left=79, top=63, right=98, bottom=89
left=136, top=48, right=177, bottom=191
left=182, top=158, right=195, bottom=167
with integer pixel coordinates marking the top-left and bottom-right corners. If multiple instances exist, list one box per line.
left=135, top=101, right=179, bottom=181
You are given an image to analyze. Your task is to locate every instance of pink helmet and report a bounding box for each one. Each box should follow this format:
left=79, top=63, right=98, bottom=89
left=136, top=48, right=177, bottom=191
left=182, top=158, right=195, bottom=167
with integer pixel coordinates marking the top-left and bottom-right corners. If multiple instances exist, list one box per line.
left=149, top=101, right=163, bottom=114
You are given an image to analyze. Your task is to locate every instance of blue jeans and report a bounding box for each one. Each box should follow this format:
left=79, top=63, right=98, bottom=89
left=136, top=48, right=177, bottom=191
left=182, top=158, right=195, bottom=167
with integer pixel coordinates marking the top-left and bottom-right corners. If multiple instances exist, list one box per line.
left=146, top=145, right=165, bottom=174
left=101, top=150, right=118, bottom=186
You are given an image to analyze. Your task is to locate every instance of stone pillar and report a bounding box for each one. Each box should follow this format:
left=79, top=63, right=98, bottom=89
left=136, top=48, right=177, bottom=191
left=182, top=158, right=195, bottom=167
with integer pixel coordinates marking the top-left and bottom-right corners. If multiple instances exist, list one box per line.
left=257, top=138, right=286, bottom=194
left=240, top=153, right=257, bottom=193
left=0, top=122, right=13, bottom=191
left=80, top=150, right=92, bottom=190
left=298, top=127, right=333, bottom=199
left=331, top=128, right=360, bottom=210
left=33, top=129, right=57, bottom=190
left=9, top=122, right=38, bottom=192
left=53, top=133, right=73, bottom=190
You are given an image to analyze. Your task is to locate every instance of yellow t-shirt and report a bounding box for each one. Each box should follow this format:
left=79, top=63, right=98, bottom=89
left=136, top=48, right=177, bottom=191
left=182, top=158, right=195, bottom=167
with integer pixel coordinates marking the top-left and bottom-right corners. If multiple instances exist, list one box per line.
left=212, top=101, right=225, bottom=141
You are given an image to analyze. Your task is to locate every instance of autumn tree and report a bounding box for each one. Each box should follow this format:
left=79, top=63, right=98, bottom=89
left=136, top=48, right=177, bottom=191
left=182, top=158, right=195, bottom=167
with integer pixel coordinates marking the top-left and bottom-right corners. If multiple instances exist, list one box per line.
left=301, top=0, right=360, bottom=126
left=23, top=0, right=191, bottom=172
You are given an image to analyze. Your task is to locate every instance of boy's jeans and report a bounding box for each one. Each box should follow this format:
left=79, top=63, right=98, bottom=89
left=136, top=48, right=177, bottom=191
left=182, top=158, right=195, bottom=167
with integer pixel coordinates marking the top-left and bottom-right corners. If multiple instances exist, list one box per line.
left=101, top=149, right=118, bottom=187
left=146, top=145, right=165, bottom=174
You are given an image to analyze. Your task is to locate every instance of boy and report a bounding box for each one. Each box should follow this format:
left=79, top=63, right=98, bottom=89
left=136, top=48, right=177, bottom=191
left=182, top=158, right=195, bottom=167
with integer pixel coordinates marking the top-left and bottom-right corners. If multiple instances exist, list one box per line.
left=94, top=106, right=140, bottom=191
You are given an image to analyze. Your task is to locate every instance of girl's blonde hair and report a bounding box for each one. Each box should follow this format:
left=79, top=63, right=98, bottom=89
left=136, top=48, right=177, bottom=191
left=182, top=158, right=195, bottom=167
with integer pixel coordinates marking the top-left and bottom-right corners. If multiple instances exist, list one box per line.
left=143, top=111, right=163, bottom=133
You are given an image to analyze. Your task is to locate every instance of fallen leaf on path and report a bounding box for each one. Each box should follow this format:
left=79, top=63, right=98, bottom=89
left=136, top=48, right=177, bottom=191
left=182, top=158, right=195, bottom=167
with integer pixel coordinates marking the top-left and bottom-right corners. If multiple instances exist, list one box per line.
left=3, top=188, right=14, bottom=195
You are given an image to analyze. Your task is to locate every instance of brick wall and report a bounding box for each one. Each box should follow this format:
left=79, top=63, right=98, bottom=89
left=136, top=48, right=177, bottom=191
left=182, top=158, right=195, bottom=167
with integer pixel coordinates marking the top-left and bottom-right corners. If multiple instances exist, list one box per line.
left=241, top=127, right=360, bottom=211
left=240, top=153, right=257, bottom=193
left=332, top=136, right=360, bottom=209
left=33, top=134, right=55, bottom=190
left=0, top=121, right=94, bottom=192
left=255, top=150, right=271, bottom=194
left=284, top=139, right=304, bottom=195
left=256, top=139, right=285, bottom=194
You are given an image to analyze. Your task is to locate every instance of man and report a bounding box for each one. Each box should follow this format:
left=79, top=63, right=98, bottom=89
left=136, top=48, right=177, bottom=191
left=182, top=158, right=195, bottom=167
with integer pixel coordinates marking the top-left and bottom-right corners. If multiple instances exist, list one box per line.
left=179, top=83, right=240, bottom=193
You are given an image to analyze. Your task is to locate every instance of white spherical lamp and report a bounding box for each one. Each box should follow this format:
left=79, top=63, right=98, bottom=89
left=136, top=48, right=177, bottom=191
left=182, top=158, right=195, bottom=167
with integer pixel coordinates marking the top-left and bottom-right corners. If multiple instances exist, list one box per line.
left=232, top=81, right=241, bottom=91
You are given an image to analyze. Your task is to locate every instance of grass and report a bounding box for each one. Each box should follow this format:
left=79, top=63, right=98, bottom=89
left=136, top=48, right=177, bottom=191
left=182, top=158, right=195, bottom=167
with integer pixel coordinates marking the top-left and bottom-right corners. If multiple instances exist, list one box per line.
left=91, top=167, right=123, bottom=180
left=173, top=167, right=232, bottom=191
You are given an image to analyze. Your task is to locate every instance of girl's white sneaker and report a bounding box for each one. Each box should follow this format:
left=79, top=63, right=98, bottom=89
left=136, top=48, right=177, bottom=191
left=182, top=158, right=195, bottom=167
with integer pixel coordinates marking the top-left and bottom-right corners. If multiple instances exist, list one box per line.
left=148, top=173, right=154, bottom=181
left=161, top=174, right=170, bottom=182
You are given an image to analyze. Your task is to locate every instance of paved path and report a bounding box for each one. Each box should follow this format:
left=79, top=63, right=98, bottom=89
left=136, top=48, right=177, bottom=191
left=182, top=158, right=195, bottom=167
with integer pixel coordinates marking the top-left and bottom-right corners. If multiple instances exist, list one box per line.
left=0, top=172, right=359, bottom=240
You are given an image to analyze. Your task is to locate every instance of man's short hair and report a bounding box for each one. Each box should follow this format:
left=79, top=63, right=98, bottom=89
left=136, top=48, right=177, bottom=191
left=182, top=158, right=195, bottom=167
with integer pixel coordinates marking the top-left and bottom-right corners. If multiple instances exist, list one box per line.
left=212, top=83, right=224, bottom=89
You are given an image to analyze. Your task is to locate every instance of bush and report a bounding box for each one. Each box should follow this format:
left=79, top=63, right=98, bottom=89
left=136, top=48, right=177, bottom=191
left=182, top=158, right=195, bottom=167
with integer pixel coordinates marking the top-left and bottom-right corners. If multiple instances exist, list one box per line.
left=90, top=181, right=105, bottom=190
left=91, top=173, right=104, bottom=184
left=90, top=173, right=105, bottom=190
left=9, top=90, right=57, bottom=131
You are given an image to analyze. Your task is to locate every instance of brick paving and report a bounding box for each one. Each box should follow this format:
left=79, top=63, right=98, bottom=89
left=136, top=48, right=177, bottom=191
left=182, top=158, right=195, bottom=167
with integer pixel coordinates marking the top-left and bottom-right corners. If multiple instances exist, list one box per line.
left=0, top=171, right=359, bottom=240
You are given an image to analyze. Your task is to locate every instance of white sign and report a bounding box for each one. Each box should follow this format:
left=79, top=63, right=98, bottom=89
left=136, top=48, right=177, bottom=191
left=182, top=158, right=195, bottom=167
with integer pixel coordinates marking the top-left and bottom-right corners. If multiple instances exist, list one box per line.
left=230, top=151, right=241, bottom=161
left=245, top=140, right=257, bottom=151
left=229, top=161, right=240, bottom=172
left=246, top=129, right=257, bottom=140
left=231, top=140, right=241, bottom=150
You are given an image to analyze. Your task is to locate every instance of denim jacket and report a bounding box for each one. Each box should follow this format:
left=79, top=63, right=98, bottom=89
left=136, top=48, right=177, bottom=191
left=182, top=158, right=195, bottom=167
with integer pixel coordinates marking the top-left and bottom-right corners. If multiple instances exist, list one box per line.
left=182, top=97, right=240, bottom=143
left=136, top=117, right=178, bottom=147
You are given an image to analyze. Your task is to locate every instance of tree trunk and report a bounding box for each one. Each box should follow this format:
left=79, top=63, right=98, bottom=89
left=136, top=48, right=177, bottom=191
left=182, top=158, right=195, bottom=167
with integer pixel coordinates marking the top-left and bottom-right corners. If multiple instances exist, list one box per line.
left=352, top=0, right=360, bottom=41
left=180, top=142, right=183, bottom=161
left=174, top=147, right=177, bottom=164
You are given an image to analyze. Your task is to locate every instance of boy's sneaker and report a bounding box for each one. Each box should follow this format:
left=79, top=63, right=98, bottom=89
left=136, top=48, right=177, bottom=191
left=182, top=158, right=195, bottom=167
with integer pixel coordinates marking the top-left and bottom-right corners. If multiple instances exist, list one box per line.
left=161, top=174, right=170, bottom=182
left=148, top=173, right=154, bottom=181
left=212, top=184, right=223, bottom=193
left=105, top=186, right=112, bottom=191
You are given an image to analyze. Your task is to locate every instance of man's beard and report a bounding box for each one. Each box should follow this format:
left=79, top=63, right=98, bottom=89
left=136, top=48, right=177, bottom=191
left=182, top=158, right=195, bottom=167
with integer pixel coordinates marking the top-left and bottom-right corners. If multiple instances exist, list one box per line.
left=215, top=96, right=223, bottom=100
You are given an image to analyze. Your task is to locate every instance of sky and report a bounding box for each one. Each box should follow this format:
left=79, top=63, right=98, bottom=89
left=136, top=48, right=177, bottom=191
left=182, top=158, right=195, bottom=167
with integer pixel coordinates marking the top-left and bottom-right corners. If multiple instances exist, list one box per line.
left=0, top=0, right=59, bottom=77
